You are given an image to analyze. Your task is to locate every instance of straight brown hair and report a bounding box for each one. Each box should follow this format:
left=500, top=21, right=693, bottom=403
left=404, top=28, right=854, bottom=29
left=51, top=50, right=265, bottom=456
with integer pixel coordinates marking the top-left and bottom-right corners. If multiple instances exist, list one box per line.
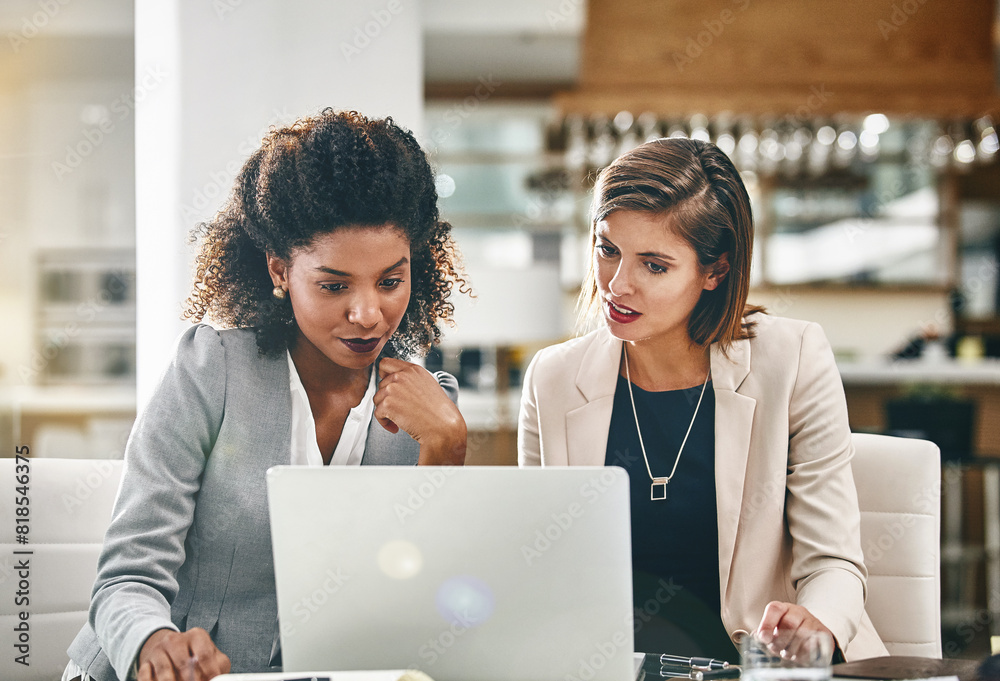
left=579, top=137, right=763, bottom=351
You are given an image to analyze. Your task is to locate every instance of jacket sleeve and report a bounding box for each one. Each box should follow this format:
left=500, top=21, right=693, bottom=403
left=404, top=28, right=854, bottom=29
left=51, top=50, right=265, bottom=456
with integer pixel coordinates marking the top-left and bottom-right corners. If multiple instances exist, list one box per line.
left=90, top=324, right=227, bottom=680
left=784, top=321, right=868, bottom=651
left=517, top=349, right=543, bottom=467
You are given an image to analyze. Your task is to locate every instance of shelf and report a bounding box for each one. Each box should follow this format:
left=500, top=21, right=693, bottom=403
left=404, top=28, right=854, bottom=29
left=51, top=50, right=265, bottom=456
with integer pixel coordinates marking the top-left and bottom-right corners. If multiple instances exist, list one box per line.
left=1, top=385, right=137, bottom=414
left=958, top=318, right=1000, bottom=336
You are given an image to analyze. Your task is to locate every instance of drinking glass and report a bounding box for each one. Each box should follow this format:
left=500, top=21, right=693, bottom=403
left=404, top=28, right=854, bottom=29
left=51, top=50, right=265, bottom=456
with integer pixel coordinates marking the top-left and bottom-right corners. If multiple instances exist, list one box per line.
left=740, top=630, right=833, bottom=681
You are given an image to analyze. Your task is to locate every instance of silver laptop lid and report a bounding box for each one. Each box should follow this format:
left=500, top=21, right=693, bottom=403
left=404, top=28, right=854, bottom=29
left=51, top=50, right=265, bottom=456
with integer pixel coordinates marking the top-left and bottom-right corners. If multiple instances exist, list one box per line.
left=267, top=466, right=634, bottom=681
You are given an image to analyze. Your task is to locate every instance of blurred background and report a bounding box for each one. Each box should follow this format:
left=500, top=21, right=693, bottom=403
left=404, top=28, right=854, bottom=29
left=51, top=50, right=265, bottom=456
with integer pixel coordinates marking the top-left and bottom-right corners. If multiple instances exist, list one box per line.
left=1, top=0, right=1000, bottom=658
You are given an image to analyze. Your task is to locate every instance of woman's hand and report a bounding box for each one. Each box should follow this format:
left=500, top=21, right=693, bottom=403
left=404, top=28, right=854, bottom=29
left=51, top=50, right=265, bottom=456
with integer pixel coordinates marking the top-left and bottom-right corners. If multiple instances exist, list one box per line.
left=137, top=628, right=230, bottom=681
left=755, top=601, right=837, bottom=662
left=374, top=358, right=467, bottom=466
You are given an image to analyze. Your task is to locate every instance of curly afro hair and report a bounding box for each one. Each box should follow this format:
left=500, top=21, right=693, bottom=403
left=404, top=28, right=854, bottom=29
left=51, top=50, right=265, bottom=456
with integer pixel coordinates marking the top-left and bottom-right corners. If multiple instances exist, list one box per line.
left=184, top=109, right=466, bottom=358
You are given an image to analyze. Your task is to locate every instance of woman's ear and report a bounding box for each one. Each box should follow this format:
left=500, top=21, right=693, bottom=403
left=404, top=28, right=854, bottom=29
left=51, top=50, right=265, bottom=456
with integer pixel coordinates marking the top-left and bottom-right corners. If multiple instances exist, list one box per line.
left=703, top=252, right=730, bottom=291
left=266, top=254, right=289, bottom=288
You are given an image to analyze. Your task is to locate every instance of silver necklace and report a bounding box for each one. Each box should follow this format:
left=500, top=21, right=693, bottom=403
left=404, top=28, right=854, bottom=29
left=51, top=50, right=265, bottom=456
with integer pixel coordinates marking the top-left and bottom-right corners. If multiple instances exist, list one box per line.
left=622, top=345, right=710, bottom=502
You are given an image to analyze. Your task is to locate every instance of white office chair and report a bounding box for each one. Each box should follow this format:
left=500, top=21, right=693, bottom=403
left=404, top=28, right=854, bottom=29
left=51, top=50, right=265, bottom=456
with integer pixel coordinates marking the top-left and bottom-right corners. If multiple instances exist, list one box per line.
left=851, top=432, right=942, bottom=658
left=0, top=458, right=124, bottom=681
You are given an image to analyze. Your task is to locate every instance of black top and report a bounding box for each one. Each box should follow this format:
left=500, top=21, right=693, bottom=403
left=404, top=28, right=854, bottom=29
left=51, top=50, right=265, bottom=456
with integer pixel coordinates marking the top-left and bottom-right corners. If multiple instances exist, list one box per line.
left=606, top=374, right=735, bottom=657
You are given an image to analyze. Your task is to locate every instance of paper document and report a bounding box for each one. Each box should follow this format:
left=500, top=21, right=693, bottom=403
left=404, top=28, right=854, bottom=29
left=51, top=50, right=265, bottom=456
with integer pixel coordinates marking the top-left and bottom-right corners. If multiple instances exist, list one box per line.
left=212, top=671, right=431, bottom=681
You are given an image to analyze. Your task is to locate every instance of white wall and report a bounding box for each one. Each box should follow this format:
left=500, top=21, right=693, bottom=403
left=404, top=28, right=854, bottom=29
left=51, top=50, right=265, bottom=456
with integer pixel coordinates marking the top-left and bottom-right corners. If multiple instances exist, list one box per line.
left=135, top=0, right=424, bottom=403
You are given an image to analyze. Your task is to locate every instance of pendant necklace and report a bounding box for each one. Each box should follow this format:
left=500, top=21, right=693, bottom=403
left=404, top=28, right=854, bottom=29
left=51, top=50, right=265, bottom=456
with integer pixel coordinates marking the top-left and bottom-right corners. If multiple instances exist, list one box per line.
left=622, top=345, right=710, bottom=502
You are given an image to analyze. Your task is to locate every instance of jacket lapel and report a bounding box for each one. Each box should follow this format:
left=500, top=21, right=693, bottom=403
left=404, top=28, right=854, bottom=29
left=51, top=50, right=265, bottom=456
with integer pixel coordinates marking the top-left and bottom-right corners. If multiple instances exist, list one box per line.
left=711, top=337, right=756, bottom=605
left=263, top=348, right=294, bottom=469
left=566, top=329, right=622, bottom=466
left=361, top=355, right=420, bottom=466
left=362, top=418, right=419, bottom=465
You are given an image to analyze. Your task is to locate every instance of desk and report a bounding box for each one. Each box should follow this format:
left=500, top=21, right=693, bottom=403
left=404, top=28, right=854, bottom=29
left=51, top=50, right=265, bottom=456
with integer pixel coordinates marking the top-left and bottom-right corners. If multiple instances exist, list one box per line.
left=832, top=655, right=985, bottom=681
left=639, top=654, right=986, bottom=681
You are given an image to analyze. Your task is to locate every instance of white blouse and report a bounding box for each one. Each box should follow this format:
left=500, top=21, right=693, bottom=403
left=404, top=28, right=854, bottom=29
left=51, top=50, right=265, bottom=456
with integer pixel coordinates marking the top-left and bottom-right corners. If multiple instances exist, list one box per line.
left=286, top=350, right=376, bottom=466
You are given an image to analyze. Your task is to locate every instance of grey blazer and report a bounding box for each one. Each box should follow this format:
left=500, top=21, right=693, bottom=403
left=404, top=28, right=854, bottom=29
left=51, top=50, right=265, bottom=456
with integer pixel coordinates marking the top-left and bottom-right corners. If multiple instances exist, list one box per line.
left=67, top=325, right=459, bottom=681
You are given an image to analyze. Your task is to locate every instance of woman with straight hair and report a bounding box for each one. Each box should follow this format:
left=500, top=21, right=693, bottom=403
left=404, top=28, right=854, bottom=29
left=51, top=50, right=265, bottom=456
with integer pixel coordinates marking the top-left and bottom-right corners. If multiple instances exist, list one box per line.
left=518, top=137, right=887, bottom=661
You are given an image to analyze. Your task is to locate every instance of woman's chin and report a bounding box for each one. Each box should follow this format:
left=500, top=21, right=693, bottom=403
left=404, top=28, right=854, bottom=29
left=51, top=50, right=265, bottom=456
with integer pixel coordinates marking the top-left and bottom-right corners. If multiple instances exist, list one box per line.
left=604, top=317, right=649, bottom=342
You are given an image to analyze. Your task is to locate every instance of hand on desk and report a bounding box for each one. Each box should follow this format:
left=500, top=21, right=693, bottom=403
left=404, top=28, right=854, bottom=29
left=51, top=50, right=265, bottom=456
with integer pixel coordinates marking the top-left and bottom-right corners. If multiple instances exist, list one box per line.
left=375, top=358, right=467, bottom=466
left=755, top=601, right=836, bottom=662
left=138, top=628, right=230, bottom=681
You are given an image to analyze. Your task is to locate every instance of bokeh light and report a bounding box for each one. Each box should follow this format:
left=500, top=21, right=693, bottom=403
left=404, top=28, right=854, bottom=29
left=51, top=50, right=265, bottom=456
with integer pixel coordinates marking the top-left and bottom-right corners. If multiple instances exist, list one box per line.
left=435, top=575, right=495, bottom=628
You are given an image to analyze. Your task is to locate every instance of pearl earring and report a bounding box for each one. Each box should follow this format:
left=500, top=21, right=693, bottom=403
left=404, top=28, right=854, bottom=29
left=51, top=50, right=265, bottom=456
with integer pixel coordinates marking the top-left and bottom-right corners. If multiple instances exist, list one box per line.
left=272, top=286, right=287, bottom=300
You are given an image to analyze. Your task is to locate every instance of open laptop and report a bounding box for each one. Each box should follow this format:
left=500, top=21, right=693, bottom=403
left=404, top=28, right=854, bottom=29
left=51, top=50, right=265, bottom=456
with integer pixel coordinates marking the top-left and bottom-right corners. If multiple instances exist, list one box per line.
left=266, top=466, right=635, bottom=681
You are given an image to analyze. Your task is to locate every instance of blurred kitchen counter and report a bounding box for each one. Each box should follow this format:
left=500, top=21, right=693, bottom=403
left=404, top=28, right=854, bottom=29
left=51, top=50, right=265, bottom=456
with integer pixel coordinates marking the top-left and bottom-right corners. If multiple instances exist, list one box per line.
left=838, top=358, right=1000, bottom=457
left=0, top=385, right=136, bottom=459
left=838, top=358, right=1000, bottom=385
left=462, top=356, right=1000, bottom=464
left=456, top=389, right=520, bottom=466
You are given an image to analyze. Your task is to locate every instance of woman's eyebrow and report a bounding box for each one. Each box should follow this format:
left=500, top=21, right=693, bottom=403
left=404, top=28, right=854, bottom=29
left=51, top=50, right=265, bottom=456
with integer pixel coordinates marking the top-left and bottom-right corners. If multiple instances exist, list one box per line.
left=313, top=257, right=409, bottom=277
left=382, top=257, right=409, bottom=273
left=313, top=266, right=350, bottom=276
left=638, top=251, right=676, bottom=261
left=596, top=233, right=674, bottom=260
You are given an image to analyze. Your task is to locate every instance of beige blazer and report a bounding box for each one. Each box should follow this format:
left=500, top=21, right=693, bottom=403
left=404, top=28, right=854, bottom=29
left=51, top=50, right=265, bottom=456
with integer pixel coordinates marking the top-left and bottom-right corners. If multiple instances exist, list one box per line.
left=517, top=314, right=888, bottom=660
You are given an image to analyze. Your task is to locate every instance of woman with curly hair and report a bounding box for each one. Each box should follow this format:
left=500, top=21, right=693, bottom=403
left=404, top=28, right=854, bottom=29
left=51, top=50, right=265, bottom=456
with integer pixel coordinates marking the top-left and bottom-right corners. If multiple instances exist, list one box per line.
left=64, top=109, right=469, bottom=681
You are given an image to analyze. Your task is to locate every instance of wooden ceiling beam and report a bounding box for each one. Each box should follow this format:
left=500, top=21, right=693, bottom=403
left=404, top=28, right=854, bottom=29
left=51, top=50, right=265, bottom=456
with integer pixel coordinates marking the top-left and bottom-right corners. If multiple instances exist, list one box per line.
left=559, top=0, right=1000, bottom=118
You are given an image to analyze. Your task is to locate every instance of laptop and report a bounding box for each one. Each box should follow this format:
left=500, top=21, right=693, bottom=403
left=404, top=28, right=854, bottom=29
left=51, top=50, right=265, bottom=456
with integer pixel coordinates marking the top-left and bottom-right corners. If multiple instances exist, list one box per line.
left=266, top=466, right=635, bottom=681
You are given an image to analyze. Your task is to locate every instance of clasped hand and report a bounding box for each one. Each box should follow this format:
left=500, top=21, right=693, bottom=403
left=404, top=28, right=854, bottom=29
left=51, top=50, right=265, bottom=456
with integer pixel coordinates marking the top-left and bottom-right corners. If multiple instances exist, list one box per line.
left=373, top=358, right=467, bottom=466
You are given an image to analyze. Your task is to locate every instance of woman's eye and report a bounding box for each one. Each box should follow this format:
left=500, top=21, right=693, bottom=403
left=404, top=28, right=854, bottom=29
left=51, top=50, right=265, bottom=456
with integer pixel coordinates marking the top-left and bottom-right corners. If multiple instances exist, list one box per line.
left=597, top=244, right=617, bottom=258
left=320, top=283, right=346, bottom=292
left=381, top=278, right=404, bottom=289
left=646, top=261, right=667, bottom=274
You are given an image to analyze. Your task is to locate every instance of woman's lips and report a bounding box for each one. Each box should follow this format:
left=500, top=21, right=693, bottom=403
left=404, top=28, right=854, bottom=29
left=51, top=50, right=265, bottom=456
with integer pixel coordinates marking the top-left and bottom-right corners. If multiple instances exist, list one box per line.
left=340, top=337, right=381, bottom=353
left=606, top=300, right=642, bottom=324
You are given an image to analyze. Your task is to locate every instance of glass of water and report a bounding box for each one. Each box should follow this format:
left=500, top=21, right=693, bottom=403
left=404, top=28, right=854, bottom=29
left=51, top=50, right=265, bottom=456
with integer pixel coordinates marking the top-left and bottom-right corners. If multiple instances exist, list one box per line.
left=740, top=630, right=833, bottom=681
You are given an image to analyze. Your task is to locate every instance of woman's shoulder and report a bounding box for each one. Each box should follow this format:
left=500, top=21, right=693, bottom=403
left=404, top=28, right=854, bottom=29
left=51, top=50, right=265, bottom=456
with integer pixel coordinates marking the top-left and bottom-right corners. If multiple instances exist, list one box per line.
left=744, top=313, right=833, bottom=361
left=174, top=323, right=271, bottom=350
left=524, top=328, right=616, bottom=390
left=170, top=324, right=281, bottom=375
left=747, top=313, right=814, bottom=339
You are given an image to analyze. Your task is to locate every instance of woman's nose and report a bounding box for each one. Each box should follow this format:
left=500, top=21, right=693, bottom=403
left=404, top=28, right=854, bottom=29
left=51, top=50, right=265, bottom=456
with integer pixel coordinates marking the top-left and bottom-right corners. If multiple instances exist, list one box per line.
left=608, top=263, right=631, bottom=297
left=346, top=292, right=380, bottom=328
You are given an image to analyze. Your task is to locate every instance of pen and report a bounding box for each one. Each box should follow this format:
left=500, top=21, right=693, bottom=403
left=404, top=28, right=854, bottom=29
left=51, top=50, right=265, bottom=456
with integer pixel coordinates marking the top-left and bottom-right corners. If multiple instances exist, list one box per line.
left=660, top=655, right=731, bottom=670
left=690, top=668, right=741, bottom=680
left=187, top=655, right=197, bottom=681
left=660, top=665, right=741, bottom=680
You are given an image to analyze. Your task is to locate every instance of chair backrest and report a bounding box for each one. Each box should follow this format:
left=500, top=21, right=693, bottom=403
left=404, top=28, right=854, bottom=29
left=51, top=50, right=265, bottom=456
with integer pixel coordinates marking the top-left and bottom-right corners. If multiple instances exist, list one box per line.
left=851, top=432, right=941, bottom=657
left=0, top=458, right=124, bottom=681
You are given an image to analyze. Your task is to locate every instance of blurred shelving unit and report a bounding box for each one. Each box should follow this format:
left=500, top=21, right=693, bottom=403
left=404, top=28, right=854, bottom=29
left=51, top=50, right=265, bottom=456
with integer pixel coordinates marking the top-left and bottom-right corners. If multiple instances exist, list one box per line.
left=939, top=461, right=1000, bottom=639
left=36, top=248, right=136, bottom=386
left=2, top=248, right=137, bottom=460
left=424, top=102, right=582, bottom=465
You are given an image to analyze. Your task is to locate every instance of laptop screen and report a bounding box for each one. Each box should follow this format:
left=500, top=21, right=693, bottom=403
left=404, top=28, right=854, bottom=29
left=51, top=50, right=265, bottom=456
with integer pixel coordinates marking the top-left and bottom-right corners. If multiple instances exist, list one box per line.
left=267, top=466, right=634, bottom=681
